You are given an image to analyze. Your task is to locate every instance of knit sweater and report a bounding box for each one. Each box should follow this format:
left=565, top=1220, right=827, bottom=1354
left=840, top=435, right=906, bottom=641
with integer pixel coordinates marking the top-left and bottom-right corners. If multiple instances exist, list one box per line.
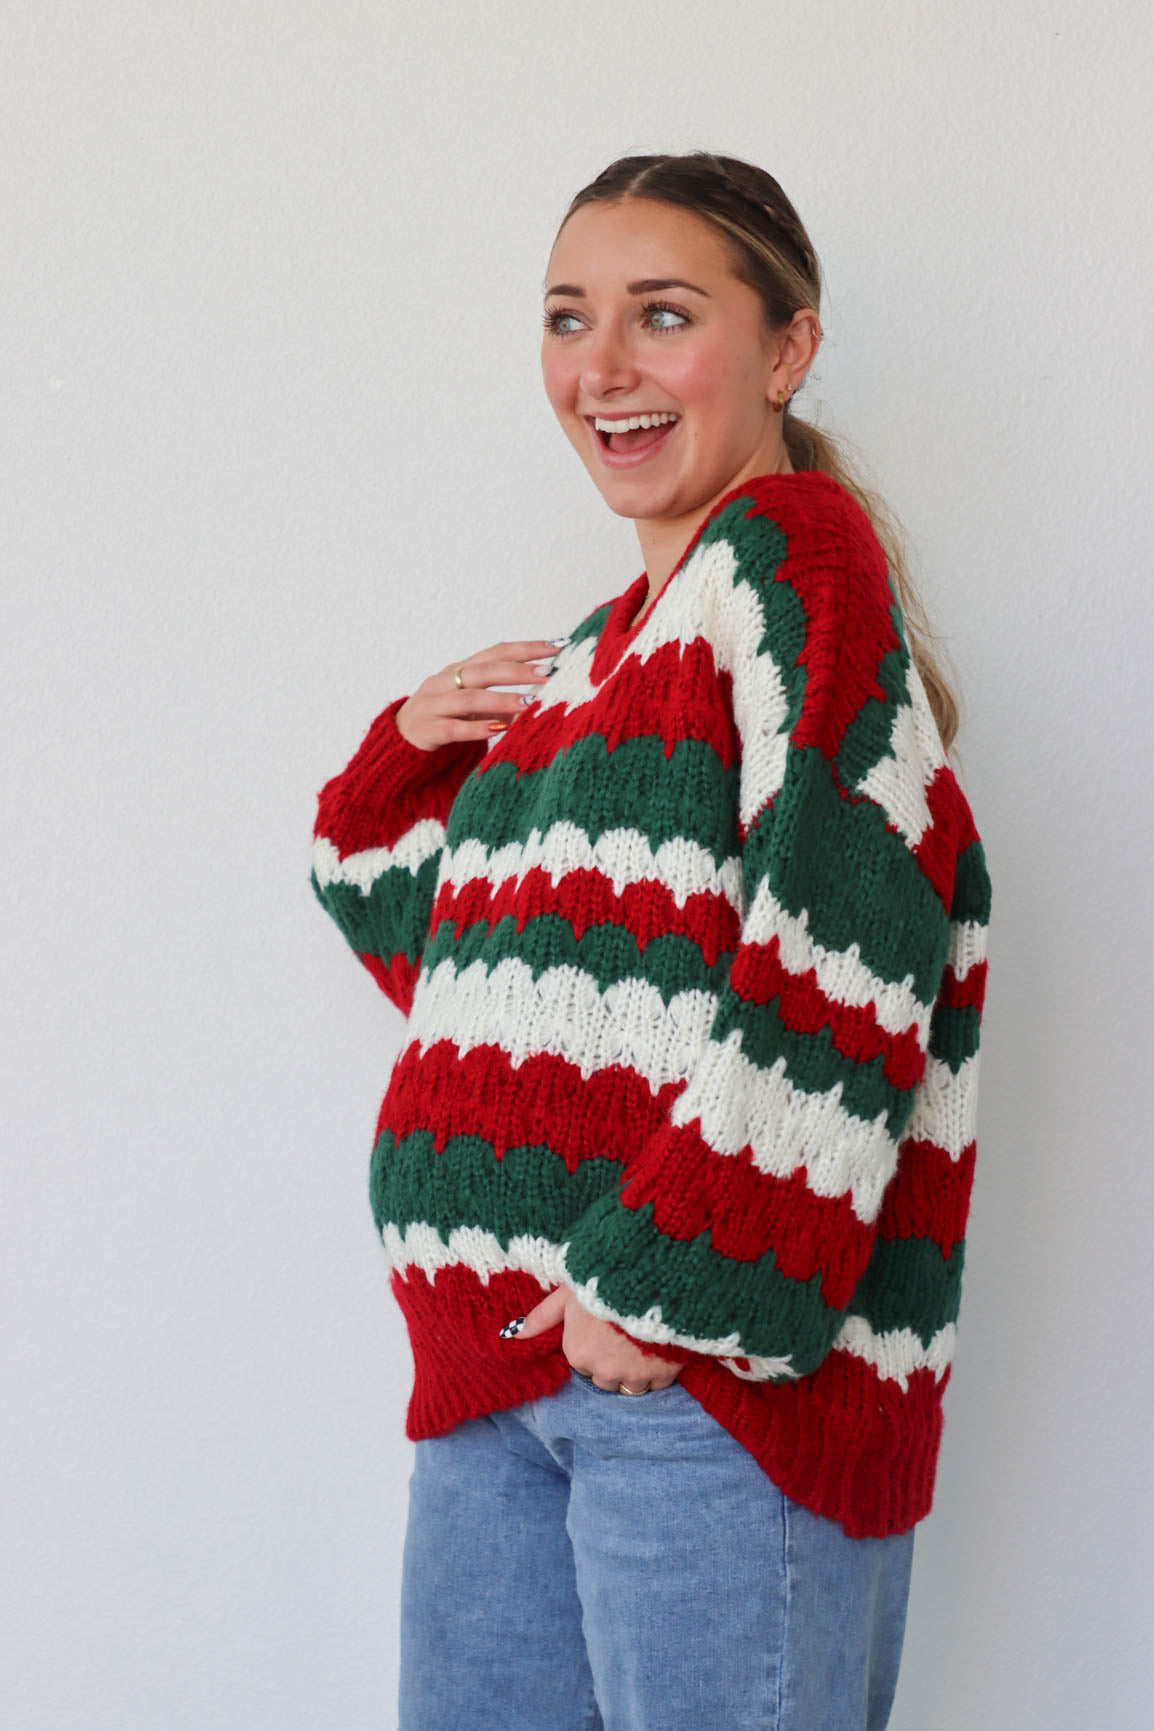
left=310, top=469, right=992, bottom=1540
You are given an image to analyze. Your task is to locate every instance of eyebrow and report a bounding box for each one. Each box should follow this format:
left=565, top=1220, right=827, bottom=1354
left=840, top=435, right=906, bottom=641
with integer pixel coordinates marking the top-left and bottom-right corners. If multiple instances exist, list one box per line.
left=543, top=277, right=712, bottom=299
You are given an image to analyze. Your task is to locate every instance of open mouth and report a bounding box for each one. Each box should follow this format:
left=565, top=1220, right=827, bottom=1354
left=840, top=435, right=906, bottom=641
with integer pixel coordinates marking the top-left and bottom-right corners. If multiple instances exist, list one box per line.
left=588, top=413, right=681, bottom=465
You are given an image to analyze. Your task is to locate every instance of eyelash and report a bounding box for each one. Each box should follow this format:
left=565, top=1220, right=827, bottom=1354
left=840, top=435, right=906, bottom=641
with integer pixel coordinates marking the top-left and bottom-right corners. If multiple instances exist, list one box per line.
left=541, top=298, right=690, bottom=338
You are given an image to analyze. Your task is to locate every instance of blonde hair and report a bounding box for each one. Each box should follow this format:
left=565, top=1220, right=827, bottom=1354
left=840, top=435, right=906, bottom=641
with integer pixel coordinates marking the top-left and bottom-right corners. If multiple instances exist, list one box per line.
left=558, top=150, right=963, bottom=754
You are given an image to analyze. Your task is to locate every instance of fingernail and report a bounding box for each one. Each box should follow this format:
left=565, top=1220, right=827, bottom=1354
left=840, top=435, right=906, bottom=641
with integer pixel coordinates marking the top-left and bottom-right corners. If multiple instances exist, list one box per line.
left=547, top=637, right=567, bottom=647
left=499, top=1315, right=526, bottom=1338
left=488, top=720, right=508, bottom=733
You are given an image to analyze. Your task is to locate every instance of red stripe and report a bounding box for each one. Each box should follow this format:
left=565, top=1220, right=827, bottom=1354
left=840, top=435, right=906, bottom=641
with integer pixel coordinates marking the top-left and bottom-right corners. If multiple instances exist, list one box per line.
left=617, top=1119, right=876, bottom=1309
left=431, top=862, right=741, bottom=966
left=912, top=765, right=971, bottom=906
left=876, top=1136, right=976, bottom=1258
left=730, top=934, right=927, bottom=1090
left=482, top=635, right=736, bottom=773
left=359, top=950, right=417, bottom=1018
left=374, top=1036, right=686, bottom=1166
left=315, top=695, right=486, bottom=857
left=742, top=489, right=899, bottom=758
left=941, top=957, right=988, bottom=1013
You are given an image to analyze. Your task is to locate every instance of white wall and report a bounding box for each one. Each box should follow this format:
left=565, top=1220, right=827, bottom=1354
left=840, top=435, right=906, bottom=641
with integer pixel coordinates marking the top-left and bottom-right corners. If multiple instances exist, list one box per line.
left=3, top=3, right=1151, bottom=1726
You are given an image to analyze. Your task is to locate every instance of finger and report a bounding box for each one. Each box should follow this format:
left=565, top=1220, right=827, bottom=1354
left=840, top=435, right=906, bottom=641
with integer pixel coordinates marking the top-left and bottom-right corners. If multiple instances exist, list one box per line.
left=450, top=657, right=556, bottom=690
left=487, top=639, right=566, bottom=658
left=506, top=1284, right=566, bottom=1339
left=441, top=688, right=538, bottom=720
left=449, top=641, right=559, bottom=675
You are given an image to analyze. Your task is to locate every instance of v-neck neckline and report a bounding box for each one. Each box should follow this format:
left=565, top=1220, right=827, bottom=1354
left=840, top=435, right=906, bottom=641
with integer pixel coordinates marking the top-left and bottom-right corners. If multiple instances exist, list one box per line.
left=588, top=470, right=842, bottom=686
left=589, top=571, right=653, bottom=685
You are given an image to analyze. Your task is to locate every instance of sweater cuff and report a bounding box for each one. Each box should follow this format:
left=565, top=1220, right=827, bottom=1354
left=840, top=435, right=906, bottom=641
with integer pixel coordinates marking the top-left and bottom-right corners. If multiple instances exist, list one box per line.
left=605, top=1318, right=713, bottom=1370
left=315, top=694, right=489, bottom=857
left=348, top=693, right=483, bottom=803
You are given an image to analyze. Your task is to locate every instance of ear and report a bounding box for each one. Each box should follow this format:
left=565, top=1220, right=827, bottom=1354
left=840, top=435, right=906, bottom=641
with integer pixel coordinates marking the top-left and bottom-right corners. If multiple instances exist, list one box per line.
left=768, top=308, right=822, bottom=401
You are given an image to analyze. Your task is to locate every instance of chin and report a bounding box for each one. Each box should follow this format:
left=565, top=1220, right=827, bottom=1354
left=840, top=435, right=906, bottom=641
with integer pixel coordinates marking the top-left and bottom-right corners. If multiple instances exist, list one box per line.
left=584, top=462, right=681, bottom=513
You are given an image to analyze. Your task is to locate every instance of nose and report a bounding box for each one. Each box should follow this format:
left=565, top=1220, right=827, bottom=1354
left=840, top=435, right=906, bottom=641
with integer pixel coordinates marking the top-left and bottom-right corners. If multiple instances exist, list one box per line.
left=579, top=319, right=641, bottom=400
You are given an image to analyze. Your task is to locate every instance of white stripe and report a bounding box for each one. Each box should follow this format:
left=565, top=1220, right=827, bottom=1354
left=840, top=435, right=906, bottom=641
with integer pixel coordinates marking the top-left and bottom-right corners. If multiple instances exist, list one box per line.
left=742, top=875, right=934, bottom=1043
left=384, top=1220, right=565, bottom=1292
left=383, top=1220, right=803, bottom=1375
left=854, top=653, right=950, bottom=849
left=949, top=915, right=989, bottom=981
left=558, top=1265, right=801, bottom=1377
left=831, top=1315, right=958, bottom=1390
left=442, top=820, right=746, bottom=917
left=668, top=1027, right=900, bottom=1223
left=531, top=634, right=602, bottom=717
left=716, top=1351, right=802, bottom=1382
left=311, top=822, right=445, bottom=896
left=899, top=1051, right=981, bottom=1160
left=628, top=538, right=794, bottom=830
left=408, top=953, right=720, bottom=1091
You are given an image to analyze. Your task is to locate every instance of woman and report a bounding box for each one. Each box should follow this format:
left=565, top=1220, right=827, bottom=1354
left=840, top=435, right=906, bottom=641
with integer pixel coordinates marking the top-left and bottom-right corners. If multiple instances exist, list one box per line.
left=311, top=150, right=992, bottom=1731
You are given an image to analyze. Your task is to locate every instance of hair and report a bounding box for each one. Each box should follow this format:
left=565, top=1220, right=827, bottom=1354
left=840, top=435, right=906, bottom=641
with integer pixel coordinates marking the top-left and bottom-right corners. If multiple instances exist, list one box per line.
left=555, top=149, right=962, bottom=755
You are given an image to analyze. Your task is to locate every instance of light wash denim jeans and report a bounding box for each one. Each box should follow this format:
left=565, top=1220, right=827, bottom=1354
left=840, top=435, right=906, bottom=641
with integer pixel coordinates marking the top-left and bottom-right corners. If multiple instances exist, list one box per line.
left=397, top=1367, right=915, bottom=1730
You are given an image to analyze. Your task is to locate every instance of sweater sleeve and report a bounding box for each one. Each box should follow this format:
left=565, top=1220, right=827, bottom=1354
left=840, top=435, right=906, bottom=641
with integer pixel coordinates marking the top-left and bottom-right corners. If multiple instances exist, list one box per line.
left=310, top=694, right=489, bottom=1018
left=556, top=521, right=979, bottom=1383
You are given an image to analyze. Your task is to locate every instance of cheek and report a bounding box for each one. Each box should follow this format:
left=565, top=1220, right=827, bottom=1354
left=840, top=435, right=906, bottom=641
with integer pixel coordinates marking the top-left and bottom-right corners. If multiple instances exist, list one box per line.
left=540, top=347, right=578, bottom=416
left=675, top=342, right=746, bottom=412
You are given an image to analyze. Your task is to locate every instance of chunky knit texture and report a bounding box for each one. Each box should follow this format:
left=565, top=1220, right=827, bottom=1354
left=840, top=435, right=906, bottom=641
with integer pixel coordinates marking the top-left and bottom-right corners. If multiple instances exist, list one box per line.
left=311, top=470, right=992, bottom=1539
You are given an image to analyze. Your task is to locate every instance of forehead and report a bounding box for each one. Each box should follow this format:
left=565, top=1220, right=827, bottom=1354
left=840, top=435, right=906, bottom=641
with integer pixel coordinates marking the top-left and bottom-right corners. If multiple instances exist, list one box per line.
left=546, top=198, right=734, bottom=284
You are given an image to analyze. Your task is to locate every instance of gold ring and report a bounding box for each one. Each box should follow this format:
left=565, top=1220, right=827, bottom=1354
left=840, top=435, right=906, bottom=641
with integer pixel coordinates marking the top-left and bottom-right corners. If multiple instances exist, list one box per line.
left=454, top=664, right=465, bottom=688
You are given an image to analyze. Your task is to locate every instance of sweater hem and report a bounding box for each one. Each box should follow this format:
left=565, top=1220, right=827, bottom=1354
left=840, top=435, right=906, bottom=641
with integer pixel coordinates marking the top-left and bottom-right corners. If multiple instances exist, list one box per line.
left=386, top=1257, right=942, bottom=1540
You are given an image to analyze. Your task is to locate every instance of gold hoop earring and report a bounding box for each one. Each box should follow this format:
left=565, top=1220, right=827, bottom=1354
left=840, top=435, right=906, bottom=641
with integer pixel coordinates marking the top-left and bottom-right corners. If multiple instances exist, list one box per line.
left=771, top=388, right=789, bottom=415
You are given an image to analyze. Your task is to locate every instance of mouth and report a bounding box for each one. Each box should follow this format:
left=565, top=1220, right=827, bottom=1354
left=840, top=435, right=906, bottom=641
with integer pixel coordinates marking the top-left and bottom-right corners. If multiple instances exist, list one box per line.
left=585, top=412, right=681, bottom=469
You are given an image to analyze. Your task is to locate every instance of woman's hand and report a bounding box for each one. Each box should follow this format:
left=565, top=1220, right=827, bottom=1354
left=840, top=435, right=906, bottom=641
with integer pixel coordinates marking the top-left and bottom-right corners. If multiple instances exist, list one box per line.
left=395, top=639, right=560, bottom=751
left=508, top=1281, right=687, bottom=1392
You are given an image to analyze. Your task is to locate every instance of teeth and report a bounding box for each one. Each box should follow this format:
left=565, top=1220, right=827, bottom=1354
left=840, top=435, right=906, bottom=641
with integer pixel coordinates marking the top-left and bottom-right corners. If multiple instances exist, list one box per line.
left=593, top=412, right=679, bottom=433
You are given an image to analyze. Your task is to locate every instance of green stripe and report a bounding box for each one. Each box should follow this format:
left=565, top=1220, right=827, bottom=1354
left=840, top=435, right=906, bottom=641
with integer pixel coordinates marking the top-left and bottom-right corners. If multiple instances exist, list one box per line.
left=423, top=912, right=734, bottom=1005
left=692, top=495, right=816, bottom=740
left=928, top=1000, right=981, bottom=1070
left=743, top=744, right=951, bottom=1004
left=837, top=603, right=913, bottom=792
left=370, top=1128, right=622, bottom=1245
left=560, top=1189, right=843, bottom=1376
left=847, top=1232, right=966, bottom=1348
left=446, top=732, right=739, bottom=859
left=712, top=984, right=916, bottom=1140
left=951, top=837, right=992, bottom=924
left=701, top=501, right=807, bottom=730
left=310, top=861, right=435, bottom=972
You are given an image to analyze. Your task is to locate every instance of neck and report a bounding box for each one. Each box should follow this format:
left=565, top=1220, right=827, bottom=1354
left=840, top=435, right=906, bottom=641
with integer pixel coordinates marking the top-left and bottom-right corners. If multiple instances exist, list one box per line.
left=633, top=442, right=794, bottom=605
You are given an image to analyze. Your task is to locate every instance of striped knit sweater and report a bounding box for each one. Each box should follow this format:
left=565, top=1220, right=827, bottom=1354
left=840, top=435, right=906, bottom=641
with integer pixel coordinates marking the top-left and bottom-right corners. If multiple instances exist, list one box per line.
left=310, top=470, right=992, bottom=1540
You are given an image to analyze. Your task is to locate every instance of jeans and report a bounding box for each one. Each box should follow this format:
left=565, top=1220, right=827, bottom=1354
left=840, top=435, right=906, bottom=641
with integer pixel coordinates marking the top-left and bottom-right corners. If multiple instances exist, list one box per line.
left=397, top=1367, right=915, bottom=1730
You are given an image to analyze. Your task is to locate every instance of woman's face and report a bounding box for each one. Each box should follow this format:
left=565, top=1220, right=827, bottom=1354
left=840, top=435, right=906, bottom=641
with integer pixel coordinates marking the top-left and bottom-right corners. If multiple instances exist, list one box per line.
left=541, top=197, right=793, bottom=525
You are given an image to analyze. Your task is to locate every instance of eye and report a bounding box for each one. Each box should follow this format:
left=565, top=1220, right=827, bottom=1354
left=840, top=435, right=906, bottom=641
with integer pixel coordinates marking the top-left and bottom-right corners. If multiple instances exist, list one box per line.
left=643, top=299, right=690, bottom=333
left=542, top=299, right=692, bottom=339
left=542, top=307, right=582, bottom=337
